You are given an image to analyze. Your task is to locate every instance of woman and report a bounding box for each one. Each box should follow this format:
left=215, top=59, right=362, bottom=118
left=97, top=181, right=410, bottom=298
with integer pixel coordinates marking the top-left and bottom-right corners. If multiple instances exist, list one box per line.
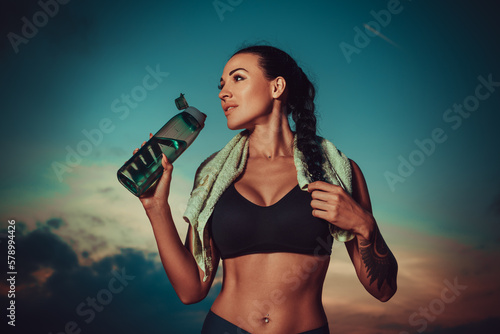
left=135, top=45, right=398, bottom=334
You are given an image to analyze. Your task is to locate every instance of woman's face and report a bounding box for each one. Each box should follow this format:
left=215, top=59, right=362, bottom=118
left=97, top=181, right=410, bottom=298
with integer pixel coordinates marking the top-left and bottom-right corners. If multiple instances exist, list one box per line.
left=218, top=53, right=276, bottom=130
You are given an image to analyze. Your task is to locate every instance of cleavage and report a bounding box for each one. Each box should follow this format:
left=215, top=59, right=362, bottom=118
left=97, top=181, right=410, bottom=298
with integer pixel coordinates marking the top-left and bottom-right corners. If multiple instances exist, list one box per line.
left=233, top=181, right=299, bottom=208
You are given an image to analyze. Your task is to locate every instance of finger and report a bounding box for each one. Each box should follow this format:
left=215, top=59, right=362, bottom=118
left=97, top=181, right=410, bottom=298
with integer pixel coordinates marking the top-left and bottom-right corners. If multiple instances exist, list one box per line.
left=133, top=148, right=139, bottom=154
left=149, top=133, right=153, bottom=139
left=312, top=208, right=333, bottom=222
left=310, top=199, right=334, bottom=212
left=311, top=191, right=342, bottom=204
left=161, top=153, right=173, bottom=171
left=141, top=141, right=147, bottom=147
left=154, top=155, right=173, bottom=194
left=308, top=182, right=343, bottom=194
left=310, top=190, right=332, bottom=201
left=307, top=181, right=331, bottom=192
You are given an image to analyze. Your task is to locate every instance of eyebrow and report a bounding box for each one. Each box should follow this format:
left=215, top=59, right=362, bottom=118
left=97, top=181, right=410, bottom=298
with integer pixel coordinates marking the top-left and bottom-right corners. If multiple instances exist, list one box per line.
left=220, top=67, right=248, bottom=82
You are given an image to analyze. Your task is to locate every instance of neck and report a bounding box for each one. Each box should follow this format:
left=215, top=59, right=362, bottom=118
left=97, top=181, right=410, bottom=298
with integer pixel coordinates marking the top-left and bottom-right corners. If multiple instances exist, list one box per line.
left=247, top=113, right=295, bottom=160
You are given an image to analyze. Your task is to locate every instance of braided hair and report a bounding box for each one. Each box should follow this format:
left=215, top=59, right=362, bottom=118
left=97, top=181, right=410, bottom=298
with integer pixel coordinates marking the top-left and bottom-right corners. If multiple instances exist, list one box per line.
left=233, top=45, right=326, bottom=182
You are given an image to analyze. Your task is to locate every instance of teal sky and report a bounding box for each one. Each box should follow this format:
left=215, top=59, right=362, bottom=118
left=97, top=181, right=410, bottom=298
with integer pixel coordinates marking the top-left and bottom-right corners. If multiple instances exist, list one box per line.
left=1, top=0, right=499, bottom=333
left=2, top=0, right=499, bottom=242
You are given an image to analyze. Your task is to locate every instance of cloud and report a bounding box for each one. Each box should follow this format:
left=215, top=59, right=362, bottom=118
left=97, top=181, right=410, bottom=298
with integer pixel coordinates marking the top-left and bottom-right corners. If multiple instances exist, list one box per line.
left=0, top=220, right=219, bottom=333
left=1, top=163, right=194, bottom=264
left=2, top=205, right=500, bottom=333
left=46, top=218, right=65, bottom=229
left=2, top=162, right=500, bottom=333
left=423, top=317, right=500, bottom=333
left=321, top=222, right=500, bottom=333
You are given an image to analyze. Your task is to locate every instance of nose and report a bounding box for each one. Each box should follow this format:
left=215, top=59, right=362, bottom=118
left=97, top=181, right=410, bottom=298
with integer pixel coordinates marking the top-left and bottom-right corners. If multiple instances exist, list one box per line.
left=218, top=86, right=231, bottom=101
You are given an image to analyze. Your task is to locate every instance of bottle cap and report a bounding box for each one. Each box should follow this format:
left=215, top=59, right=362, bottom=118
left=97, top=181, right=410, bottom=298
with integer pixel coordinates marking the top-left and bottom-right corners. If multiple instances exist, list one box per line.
left=185, top=106, right=206, bottom=126
left=175, top=93, right=189, bottom=110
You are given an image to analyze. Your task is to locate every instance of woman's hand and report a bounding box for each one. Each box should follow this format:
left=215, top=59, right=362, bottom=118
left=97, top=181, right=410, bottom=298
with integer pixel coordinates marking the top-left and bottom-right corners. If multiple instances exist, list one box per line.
left=134, top=133, right=174, bottom=211
left=307, top=181, right=375, bottom=239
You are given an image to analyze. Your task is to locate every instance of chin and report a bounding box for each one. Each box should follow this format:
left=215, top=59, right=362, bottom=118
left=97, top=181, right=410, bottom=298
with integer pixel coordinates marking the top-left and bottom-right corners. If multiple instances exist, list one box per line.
left=226, top=122, right=245, bottom=131
left=226, top=118, right=251, bottom=131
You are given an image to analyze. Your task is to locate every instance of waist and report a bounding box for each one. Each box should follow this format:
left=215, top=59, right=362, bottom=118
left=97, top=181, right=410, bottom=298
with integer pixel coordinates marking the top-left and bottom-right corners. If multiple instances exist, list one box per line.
left=211, top=293, right=328, bottom=334
left=211, top=253, right=330, bottom=333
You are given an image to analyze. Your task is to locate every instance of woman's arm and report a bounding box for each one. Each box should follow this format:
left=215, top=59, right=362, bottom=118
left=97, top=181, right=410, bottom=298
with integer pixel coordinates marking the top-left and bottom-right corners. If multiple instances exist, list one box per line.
left=344, top=159, right=398, bottom=302
left=307, top=159, right=398, bottom=302
left=136, top=136, right=220, bottom=304
left=144, top=203, right=220, bottom=304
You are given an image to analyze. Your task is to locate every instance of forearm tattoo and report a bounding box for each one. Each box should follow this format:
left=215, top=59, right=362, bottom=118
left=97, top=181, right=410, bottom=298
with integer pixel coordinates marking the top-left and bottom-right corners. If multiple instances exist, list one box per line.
left=359, top=227, right=398, bottom=291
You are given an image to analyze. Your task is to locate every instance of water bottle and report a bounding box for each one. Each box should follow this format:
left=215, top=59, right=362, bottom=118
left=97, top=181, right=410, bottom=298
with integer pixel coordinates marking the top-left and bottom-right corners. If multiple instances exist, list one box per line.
left=117, top=94, right=206, bottom=196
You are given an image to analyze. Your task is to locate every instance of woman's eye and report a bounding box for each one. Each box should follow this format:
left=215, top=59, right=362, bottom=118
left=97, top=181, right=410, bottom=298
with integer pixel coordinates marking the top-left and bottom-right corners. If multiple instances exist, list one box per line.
left=218, top=75, right=243, bottom=90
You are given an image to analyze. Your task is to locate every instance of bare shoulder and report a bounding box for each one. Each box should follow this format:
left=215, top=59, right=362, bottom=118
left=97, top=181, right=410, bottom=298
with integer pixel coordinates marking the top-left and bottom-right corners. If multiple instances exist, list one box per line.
left=349, top=158, right=363, bottom=179
left=348, top=159, right=373, bottom=213
left=349, top=158, right=365, bottom=189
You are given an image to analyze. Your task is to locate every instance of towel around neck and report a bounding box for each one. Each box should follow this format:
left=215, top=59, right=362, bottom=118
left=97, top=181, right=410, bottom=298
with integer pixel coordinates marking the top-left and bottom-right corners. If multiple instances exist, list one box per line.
left=183, top=130, right=354, bottom=282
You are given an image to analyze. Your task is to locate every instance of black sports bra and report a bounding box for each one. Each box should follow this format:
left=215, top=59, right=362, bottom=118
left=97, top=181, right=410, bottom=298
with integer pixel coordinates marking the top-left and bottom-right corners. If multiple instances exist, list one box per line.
left=209, top=182, right=333, bottom=259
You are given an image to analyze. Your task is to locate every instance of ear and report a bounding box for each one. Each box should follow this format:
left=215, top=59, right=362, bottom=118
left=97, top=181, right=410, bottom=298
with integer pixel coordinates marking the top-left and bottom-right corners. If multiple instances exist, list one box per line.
left=271, top=76, right=286, bottom=99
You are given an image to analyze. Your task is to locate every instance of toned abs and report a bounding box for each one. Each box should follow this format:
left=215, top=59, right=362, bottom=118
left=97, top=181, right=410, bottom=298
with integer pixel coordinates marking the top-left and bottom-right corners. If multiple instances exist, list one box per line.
left=210, top=156, right=331, bottom=333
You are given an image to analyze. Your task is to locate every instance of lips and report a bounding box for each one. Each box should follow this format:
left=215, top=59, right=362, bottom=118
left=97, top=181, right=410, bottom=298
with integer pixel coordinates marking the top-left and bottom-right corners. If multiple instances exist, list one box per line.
left=224, top=104, right=238, bottom=115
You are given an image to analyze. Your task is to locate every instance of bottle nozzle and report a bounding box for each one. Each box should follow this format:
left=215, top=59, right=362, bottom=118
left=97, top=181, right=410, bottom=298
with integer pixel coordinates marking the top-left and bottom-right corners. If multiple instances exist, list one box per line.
left=175, top=93, right=189, bottom=110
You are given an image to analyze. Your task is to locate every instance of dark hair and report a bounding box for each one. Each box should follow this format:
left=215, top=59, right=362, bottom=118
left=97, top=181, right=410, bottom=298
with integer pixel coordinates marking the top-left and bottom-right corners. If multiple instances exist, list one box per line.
left=233, top=45, right=325, bottom=182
